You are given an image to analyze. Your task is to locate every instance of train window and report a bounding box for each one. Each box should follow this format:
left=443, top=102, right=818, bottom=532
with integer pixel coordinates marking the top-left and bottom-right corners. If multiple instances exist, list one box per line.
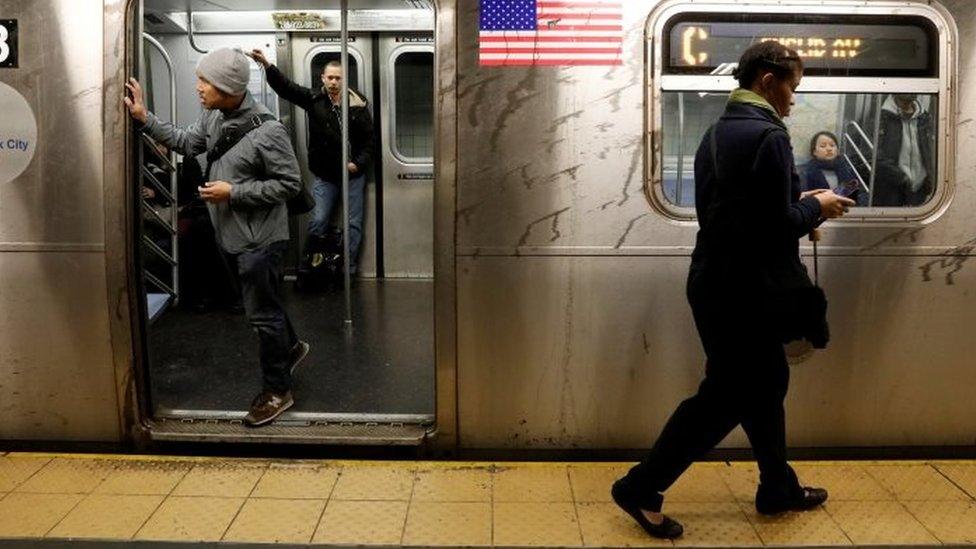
left=310, top=51, right=360, bottom=91
left=663, top=91, right=939, bottom=209
left=392, top=51, right=434, bottom=161
left=647, top=4, right=953, bottom=222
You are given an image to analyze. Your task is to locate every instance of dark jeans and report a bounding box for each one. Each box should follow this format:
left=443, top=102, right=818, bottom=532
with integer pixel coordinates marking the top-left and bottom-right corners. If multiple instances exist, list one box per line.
left=307, top=175, right=365, bottom=273
left=223, top=240, right=298, bottom=394
left=623, top=273, right=802, bottom=511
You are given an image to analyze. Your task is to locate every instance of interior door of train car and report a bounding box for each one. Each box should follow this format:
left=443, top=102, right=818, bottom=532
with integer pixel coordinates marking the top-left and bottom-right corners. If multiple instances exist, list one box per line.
left=132, top=3, right=437, bottom=445
left=379, top=34, right=435, bottom=278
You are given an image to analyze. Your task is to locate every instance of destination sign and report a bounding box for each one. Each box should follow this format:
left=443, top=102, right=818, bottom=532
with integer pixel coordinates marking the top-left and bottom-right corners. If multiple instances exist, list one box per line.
left=665, top=15, right=936, bottom=77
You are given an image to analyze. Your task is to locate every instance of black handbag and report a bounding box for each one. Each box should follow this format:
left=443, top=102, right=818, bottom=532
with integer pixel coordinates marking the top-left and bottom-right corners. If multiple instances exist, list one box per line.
left=708, top=125, right=830, bottom=349
left=198, top=113, right=315, bottom=216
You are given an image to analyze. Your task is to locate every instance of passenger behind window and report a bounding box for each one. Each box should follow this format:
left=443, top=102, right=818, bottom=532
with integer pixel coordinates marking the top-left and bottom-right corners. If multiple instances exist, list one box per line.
left=873, top=93, right=934, bottom=207
left=801, top=131, right=867, bottom=206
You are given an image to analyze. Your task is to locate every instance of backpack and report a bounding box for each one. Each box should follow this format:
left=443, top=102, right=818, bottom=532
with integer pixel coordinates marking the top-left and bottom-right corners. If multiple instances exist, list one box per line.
left=184, top=113, right=315, bottom=216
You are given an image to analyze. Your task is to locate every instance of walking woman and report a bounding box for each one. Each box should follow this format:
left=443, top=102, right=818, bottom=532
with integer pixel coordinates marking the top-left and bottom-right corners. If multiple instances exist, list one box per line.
left=612, top=41, right=855, bottom=539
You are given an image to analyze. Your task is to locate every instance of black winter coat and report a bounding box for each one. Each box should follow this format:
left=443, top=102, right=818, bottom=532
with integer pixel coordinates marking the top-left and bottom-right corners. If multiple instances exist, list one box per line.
left=872, top=108, right=934, bottom=207
left=265, top=64, right=375, bottom=183
left=690, top=102, right=822, bottom=303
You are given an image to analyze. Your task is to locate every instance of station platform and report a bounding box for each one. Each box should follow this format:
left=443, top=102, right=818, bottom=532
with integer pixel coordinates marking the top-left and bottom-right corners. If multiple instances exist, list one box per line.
left=0, top=452, right=974, bottom=547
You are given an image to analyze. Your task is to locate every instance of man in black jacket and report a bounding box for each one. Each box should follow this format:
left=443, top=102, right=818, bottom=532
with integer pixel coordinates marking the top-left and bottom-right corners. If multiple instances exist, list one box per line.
left=611, top=41, right=854, bottom=539
left=872, top=93, right=935, bottom=207
left=249, top=50, right=375, bottom=273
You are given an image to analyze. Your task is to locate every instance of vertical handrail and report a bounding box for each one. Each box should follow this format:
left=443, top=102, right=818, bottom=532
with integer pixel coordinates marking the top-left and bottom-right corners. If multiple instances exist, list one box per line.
left=867, top=95, right=884, bottom=207
left=675, top=92, right=686, bottom=206
left=143, top=33, right=180, bottom=302
left=341, top=0, right=353, bottom=329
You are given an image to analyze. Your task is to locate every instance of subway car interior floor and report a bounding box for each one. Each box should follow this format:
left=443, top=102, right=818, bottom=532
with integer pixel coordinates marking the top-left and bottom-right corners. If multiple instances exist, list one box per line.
left=147, top=278, right=435, bottom=419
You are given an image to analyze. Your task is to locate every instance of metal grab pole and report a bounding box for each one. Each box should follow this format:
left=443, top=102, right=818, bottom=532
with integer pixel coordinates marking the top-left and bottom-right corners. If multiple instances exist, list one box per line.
left=341, top=0, right=353, bottom=329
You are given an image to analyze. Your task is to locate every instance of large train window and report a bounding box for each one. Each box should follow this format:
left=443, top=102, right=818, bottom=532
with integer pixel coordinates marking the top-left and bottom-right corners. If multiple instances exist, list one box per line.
left=392, top=50, right=434, bottom=161
left=309, top=50, right=360, bottom=91
left=646, top=3, right=955, bottom=222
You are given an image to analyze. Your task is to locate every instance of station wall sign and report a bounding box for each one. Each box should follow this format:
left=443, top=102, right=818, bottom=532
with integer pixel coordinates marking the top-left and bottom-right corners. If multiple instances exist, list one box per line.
left=0, top=81, right=37, bottom=184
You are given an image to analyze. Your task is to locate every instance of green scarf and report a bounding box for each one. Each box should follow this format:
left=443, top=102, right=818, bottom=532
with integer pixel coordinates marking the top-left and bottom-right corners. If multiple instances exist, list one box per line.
left=728, top=88, right=783, bottom=124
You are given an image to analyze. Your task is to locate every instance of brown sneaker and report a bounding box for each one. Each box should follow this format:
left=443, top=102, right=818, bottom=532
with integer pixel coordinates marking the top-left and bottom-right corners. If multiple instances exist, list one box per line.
left=244, top=391, right=294, bottom=427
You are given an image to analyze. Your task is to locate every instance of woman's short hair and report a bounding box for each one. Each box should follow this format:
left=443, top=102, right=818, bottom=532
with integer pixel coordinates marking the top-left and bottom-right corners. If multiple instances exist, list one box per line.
left=809, top=131, right=839, bottom=156
left=733, top=41, right=803, bottom=89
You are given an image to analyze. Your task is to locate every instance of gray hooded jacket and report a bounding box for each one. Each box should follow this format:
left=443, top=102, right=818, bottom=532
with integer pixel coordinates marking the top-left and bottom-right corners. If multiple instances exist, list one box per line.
left=142, top=93, right=302, bottom=254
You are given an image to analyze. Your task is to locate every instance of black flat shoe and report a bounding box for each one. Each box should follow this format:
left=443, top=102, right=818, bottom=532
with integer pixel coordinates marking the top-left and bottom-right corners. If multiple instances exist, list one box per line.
left=611, top=480, right=684, bottom=539
left=756, top=486, right=828, bottom=515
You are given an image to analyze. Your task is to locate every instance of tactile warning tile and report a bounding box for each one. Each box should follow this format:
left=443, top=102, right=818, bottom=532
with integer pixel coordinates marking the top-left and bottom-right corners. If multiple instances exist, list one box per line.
left=791, top=463, right=892, bottom=501
left=863, top=463, right=970, bottom=500
left=903, top=500, right=976, bottom=544
left=222, top=497, right=325, bottom=544
left=716, top=462, right=759, bottom=503
left=569, top=465, right=628, bottom=503
left=668, top=502, right=762, bottom=547
left=823, top=500, right=938, bottom=545
left=493, top=502, right=583, bottom=546
left=575, top=502, right=671, bottom=547
left=312, top=500, right=408, bottom=545
left=666, top=464, right=736, bottom=502
left=493, top=465, right=574, bottom=502
left=15, top=458, right=117, bottom=494
left=94, top=460, right=191, bottom=495
left=412, top=467, right=491, bottom=502
left=46, top=494, right=163, bottom=539
left=135, top=496, right=244, bottom=541
left=0, top=456, right=50, bottom=491
left=330, top=464, right=414, bottom=501
left=740, top=505, right=850, bottom=546
left=932, top=462, right=976, bottom=499
left=250, top=463, right=339, bottom=499
left=401, top=501, right=491, bottom=546
left=0, top=493, right=84, bottom=537
left=171, top=462, right=266, bottom=498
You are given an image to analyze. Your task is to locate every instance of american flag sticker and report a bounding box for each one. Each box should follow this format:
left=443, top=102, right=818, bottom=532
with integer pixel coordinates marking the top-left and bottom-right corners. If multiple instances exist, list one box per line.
left=479, top=1, right=624, bottom=66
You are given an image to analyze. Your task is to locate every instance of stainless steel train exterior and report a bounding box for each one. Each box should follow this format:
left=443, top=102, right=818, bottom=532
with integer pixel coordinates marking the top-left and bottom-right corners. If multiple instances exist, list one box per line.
left=0, top=0, right=974, bottom=451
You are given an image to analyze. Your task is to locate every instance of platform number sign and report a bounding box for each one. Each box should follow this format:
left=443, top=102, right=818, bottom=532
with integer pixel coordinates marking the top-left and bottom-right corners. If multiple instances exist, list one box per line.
left=0, top=20, right=17, bottom=68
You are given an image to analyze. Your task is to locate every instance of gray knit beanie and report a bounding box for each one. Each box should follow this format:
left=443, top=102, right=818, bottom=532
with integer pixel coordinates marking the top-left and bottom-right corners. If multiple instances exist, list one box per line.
left=195, top=47, right=250, bottom=96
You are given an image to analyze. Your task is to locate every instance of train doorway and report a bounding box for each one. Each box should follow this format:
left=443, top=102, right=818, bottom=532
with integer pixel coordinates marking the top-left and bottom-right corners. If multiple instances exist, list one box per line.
left=130, top=2, right=437, bottom=444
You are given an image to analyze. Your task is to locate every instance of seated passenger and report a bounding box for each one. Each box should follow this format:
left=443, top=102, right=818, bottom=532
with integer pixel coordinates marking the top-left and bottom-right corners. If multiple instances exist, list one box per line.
left=873, top=93, right=934, bottom=207
left=801, top=131, right=866, bottom=206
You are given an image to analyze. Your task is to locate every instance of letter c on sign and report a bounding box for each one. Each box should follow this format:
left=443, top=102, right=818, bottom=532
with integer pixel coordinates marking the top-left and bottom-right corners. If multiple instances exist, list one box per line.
left=0, top=24, right=9, bottom=63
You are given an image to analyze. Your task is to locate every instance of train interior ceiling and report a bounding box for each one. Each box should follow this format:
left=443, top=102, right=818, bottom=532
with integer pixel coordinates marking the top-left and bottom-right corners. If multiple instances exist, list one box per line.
left=136, top=0, right=436, bottom=441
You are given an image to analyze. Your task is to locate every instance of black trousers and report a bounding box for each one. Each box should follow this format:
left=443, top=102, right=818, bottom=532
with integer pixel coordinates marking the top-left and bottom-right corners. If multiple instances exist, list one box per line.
left=623, top=274, right=802, bottom=511
left=223, top=240, right=298, bottom=394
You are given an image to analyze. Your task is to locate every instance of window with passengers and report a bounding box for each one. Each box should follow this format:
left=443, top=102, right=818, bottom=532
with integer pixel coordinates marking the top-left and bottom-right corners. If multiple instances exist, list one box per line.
left=654, top=11, right=942, bottom=214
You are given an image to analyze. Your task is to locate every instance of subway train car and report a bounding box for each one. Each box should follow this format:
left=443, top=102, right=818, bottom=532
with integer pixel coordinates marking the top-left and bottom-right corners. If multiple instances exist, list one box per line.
left=0, top=0, right=974, bottom=455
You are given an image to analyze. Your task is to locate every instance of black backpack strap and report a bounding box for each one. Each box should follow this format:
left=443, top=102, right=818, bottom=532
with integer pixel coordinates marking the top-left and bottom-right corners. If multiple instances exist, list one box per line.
left=205, top=113, right=277, bottom=180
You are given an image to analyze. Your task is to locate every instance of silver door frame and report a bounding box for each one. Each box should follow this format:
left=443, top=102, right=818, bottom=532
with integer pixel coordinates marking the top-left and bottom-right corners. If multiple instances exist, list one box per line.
left=99, top=1, right=459, bottom=447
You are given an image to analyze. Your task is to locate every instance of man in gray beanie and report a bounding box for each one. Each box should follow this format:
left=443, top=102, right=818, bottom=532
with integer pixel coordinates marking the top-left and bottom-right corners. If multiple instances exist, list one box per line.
left=123, top=47, right=311, bottom=427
